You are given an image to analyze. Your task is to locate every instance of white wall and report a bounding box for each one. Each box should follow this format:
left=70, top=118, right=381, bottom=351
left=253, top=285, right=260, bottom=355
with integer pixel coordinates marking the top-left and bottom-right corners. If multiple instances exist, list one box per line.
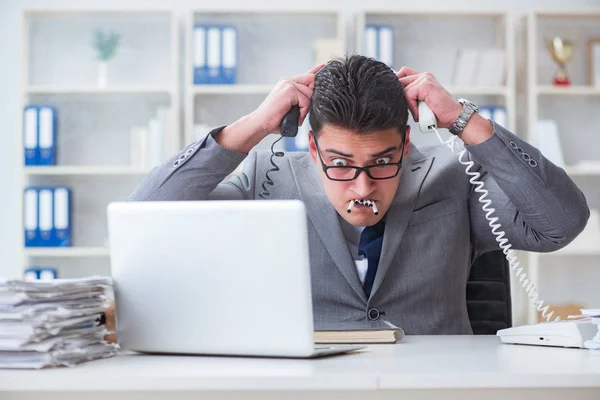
left=1, top=0, right=599, bottom=326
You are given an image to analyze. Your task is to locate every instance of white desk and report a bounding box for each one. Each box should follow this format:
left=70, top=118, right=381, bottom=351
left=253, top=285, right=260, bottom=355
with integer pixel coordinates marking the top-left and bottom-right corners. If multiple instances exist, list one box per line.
left=1, top=336, right=600, bottom=400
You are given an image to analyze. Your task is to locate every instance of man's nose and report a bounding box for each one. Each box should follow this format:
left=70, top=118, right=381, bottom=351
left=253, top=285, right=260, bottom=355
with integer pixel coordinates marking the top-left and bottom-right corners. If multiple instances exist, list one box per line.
left=351, top=170, right=375, bottom=198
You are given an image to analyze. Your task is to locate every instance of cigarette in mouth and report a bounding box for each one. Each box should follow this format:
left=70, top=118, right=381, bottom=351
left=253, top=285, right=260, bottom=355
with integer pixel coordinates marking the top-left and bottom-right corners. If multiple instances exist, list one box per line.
left=347, top=200, right=354, bottom=213
left=372, top=201, right=379, bottom=215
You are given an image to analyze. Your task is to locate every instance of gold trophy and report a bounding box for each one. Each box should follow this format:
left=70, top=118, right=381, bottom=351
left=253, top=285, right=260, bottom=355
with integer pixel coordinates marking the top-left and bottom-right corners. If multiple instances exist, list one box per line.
left=547, top=37, right=574, bottom=86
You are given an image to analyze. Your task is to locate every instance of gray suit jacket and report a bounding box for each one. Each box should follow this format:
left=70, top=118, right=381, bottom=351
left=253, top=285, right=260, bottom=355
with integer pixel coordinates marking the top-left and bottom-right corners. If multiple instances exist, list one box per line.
left=128, top=122, right=589, bottom=334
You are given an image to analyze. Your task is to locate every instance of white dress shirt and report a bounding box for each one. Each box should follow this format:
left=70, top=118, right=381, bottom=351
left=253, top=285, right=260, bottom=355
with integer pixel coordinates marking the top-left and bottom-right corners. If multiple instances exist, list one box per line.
left=338, top=216, right=368, bottom=285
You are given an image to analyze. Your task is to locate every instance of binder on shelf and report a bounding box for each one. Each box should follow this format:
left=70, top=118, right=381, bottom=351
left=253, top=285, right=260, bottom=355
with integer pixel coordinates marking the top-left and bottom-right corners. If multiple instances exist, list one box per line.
left=452, top=49, right=479, bottom=86
left=193, top=25, right=208, bottom=84
left=38, top=188, right=53, bottom=246
left=23, top=186, right=72, bottom=247
left=157, top=106, right=178, bottom=158
left=365, top=26, right=377, bottom=60
left=365, top=25, right=394, bottom=68
left=378, top=25, right=394, bottom=68
left=24, top=267, right=57, bottom=281
left=23, top=106, right=38, bottom=166
left=37, top=106, right=57, bottom=166
left=24, top=187, right=39, bottom=247
left=194, top=25, right=237, bottom=84
left=479, top=106, right=508, bottom=128
left=24, top=268, right=39, bottom=281
left=147, top=118, right=163, bottom=168
left=53, top=187, right=71, bottom=247
left=207, top=26, right=221, bottom=83
left=221, top=26, right=237, bottom=84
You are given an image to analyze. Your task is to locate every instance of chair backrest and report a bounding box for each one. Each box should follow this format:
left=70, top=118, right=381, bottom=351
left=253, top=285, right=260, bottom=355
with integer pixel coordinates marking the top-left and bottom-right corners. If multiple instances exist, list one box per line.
left=466, top=250, right=512, bottom=334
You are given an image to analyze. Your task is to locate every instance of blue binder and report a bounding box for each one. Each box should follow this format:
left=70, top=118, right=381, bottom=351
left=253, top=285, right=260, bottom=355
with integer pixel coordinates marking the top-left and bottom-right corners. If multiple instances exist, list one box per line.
left=365, top=25, right=394, bottom=68
left=24, top=267, right=58, bottom=280
left=24, top=267, right=39, bottom=281
left=37, top=105, right=57, bottom=166
left=37, top=187, right=54, bottom=246
left=479, top=106, right=508, bottom=128
left=193, top=25, right=208, bottom=84
left=52, top=186, right=72, bottom=247
left=39, top=267, right=58, bottom=280
left=206, top=26, right=222, bottom=83
left=221, top=25, right=237, bottom=84
left=23, top=187, right=39, bottom=247
left=23, top=106, right=39, bottom=166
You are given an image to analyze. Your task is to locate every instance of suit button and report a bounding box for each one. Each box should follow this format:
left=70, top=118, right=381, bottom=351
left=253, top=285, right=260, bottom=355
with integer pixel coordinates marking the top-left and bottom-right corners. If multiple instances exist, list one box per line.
left=368, top=308, right=380, bottom=321
left=509, top=141, right=518, bottom=149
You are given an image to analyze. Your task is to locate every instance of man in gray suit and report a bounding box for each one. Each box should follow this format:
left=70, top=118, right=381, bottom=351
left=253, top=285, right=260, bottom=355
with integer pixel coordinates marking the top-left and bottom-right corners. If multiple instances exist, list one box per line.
left=128, top=55, right=589, bottom=334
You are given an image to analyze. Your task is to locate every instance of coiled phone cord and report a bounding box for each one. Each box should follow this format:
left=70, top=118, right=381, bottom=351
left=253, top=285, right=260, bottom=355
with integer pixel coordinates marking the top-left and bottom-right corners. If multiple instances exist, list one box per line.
left=258, top=105, right=300, bottom=200
left=430, top=127, right=559, bottom=323
left=258, top=136, right=285, bottom=200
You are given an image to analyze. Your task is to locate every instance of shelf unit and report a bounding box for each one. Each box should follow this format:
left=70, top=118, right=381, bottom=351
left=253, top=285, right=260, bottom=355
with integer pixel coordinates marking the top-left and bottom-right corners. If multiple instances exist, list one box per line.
left=356, top=9, right=516, bottom=147
left=24, top=166, right=153, bottom=176
left=525, top=10, right=600, bottom=324
left=24, top=247, right=110, bottom=258
left=19, top=8, right=179, bottom=278
left=184, top=9, right=345, bottom=149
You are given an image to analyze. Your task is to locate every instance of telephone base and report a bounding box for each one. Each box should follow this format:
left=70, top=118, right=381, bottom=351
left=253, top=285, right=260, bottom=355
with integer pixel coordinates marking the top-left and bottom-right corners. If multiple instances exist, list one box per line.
left=497, top=320, right=598, bottom=348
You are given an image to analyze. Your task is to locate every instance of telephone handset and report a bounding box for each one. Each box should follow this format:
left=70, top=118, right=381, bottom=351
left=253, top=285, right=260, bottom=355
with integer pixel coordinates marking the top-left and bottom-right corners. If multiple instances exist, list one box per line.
left=280, top=105, right=300, bottom=137
left=259, top=78, right=314, bottom=198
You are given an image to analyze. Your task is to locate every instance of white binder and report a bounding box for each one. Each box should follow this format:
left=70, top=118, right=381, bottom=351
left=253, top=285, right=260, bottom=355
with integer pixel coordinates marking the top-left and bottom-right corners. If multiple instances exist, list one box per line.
left=38, top=106, right=56, bottom=165
left=38, top=188, right=53, bottom=245
left=378, top=26, right=394, bottom=68
left=221, top=26, right=237, bottom=84
left=24, top=188, right=38, bottom=247
left=365, top=26, right=377, bottom=59
left=53, top=187, right=71, bottom=247
left=207, top=26, right=221, bottom=82
left=193, top=25, right=207, bottom=84
left=23, top=106, right=38, bottom=166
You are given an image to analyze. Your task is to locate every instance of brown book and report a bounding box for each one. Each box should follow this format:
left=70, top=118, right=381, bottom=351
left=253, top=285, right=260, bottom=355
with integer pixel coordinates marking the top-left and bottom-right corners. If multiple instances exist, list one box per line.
left=314, top=320, right=405, bottom=344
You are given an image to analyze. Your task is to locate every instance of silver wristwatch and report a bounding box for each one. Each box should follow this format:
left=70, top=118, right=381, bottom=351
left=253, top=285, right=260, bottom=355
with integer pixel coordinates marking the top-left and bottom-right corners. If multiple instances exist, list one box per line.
left=449, top=98, right=479, bottom=136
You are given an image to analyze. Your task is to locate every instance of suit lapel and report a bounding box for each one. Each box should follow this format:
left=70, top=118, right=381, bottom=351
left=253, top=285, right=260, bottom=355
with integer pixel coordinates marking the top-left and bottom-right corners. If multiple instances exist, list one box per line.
left=370, top=147, right=434, bottom=298
left=289, top=156, right=368, bottom=302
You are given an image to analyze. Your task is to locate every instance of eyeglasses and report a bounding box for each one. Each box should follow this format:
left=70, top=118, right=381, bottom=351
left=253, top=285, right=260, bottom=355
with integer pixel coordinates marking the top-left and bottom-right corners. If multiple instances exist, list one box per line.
left=313, top=137, right=404, bottom=182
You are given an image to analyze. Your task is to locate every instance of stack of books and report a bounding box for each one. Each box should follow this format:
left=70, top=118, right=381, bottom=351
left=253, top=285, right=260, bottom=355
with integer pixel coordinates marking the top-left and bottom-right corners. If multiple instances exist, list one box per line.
left=314, top=319, right=404, bottom=344
left=0, top=276, right=119, bottom=369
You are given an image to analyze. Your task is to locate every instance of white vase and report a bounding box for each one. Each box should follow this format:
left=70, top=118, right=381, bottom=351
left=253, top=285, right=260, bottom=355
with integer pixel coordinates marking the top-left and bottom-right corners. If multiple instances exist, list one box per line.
left=97, top=61, right=108, bottom=87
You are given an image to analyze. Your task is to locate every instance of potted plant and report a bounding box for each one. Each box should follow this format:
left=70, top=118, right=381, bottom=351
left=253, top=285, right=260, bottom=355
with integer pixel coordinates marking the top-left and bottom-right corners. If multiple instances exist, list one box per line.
left=94, top=30, right=121, bottom=87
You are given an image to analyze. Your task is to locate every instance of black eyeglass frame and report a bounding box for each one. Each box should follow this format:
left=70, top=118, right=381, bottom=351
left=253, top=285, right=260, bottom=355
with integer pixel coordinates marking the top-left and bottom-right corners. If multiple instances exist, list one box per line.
left=313, top=135, right=405, bottom=182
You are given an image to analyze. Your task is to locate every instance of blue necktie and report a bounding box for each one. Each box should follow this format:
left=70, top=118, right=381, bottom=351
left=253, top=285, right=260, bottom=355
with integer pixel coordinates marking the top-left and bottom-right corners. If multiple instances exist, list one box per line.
left=359, top=220, right=385, bottom=298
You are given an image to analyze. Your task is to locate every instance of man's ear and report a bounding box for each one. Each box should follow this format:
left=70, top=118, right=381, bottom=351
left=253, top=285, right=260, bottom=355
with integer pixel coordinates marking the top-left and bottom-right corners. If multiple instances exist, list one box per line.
left=404, top=126, right=411, bottom=158
left=308, top=131, right=318, bottom=164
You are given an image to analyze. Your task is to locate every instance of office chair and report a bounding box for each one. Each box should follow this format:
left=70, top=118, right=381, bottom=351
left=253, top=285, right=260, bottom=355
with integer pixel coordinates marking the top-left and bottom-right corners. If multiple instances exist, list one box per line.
left=466, top=250, right=512, bottom=334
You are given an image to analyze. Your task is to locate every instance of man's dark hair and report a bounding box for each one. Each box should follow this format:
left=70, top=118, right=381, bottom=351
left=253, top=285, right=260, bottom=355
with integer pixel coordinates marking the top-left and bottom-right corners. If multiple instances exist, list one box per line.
left=309, top=54, right=408, bottom=138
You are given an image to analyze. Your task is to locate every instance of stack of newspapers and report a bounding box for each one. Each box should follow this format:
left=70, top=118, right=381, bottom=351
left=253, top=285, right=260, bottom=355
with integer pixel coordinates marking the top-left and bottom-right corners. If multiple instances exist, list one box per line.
left=0, top=276, right=119, bottom=369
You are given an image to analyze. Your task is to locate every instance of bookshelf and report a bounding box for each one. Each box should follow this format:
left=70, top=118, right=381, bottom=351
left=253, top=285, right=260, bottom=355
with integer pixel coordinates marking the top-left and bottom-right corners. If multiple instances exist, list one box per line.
left=19, top=8, right=180, bottom=279
left=525, top=10, right=600, bottom=324
left=184, top=9, right=346, bottom=152
left=355, top=9, right=516, bottom=148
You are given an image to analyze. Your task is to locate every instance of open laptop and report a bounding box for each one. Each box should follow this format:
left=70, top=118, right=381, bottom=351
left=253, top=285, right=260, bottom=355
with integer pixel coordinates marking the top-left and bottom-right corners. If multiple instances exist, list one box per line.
left=106, top=200, right=365, bottom=358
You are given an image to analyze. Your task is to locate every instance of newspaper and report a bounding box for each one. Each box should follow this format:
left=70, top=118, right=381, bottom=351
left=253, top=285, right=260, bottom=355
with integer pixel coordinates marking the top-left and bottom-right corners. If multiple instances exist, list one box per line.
left=0, top=276, right=119, bottom=368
